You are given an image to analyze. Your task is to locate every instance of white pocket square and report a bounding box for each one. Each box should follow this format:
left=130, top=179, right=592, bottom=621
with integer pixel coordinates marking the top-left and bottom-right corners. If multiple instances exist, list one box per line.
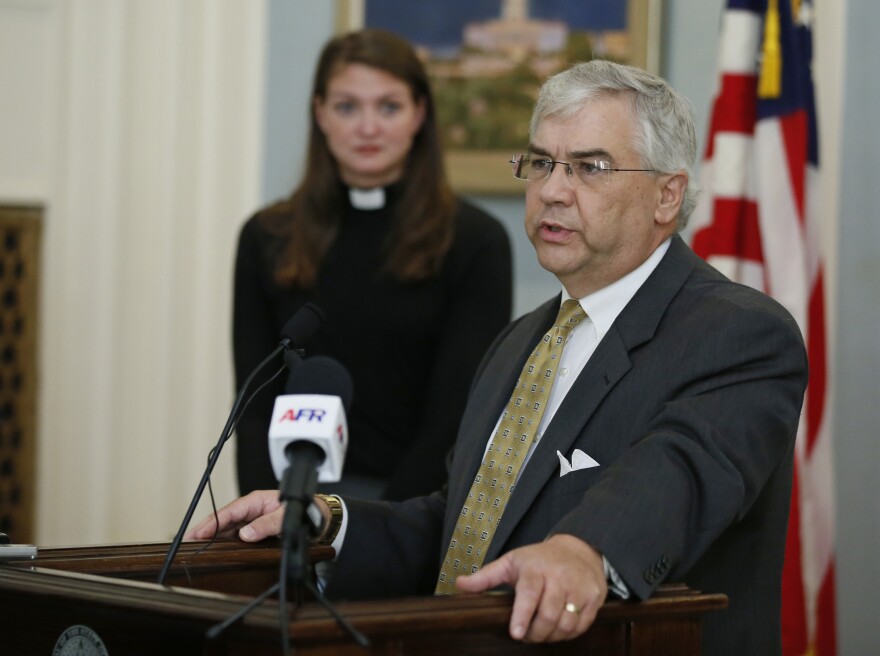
left=557, top=449, right=601, bottom=477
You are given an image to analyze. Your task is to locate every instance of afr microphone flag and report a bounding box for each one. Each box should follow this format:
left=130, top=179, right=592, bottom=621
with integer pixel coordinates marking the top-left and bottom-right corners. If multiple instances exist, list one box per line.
left=688, top=1, right=836, bottom=653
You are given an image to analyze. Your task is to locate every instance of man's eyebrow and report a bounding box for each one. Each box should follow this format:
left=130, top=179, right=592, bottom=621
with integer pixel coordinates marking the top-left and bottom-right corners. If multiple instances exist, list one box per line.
left=568, top=148, right=613, bottom=160
left=527, top=144, right=551, bottom=157
left=527, top=145, right=615, bottom=160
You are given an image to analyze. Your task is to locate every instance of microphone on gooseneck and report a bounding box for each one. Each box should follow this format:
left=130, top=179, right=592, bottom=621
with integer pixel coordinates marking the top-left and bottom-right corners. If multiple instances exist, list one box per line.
left=157, top=303, right=325, bottom=586
left=278, top=302, right=325, bottom=351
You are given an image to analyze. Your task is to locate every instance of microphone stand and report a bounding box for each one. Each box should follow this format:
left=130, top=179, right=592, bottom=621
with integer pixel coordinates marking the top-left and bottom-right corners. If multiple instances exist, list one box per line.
left=205, top=463, right=370, bottom=652
left=156, top=342, right=296, bottom=585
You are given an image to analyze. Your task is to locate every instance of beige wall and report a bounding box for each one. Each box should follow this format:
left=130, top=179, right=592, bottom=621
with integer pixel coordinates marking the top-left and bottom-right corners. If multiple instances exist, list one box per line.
left=0, top=0, right=267, bottom=545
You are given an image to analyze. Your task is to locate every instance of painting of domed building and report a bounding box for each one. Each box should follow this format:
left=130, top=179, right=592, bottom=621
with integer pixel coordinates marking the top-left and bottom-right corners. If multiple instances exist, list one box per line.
left=343, top=0, right=660, bottom=192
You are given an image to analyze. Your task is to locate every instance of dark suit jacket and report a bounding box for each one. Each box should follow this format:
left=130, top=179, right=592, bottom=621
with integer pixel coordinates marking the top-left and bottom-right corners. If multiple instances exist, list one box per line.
left=327, top=236, right=808, bottom=656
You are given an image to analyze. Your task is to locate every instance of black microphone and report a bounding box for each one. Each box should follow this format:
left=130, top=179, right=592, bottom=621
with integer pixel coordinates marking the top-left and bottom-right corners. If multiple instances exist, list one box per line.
left=278, top=303, right=324, bottom=351
left=157, top=303, right=325, bottom=585
left=284, top=354, right=354, bottom=401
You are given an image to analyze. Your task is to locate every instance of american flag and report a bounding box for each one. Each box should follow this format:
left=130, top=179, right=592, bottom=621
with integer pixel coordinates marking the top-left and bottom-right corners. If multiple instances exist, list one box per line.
left=688, top=0, right=836, bottom=653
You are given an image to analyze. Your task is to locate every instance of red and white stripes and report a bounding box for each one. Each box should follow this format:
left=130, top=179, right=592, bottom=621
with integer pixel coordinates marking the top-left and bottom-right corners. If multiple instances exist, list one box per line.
left=688, top=1, right=836, bottom=653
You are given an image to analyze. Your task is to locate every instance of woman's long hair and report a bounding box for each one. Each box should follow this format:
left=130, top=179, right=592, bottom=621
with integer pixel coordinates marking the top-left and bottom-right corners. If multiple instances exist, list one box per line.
left=269, top=29, right=456, bottom=288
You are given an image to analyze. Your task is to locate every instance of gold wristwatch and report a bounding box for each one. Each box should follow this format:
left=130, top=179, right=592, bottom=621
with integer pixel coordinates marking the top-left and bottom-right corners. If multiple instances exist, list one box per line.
left=313, top=494, right=343, bottom=546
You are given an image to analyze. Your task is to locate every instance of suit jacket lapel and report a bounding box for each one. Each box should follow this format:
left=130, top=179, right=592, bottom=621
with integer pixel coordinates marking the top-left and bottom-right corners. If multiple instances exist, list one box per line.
left=485, top=236, right=699, bottom=561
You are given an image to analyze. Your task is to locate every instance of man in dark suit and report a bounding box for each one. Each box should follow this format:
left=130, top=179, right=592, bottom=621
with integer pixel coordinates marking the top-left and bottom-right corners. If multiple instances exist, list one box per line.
left=188, top=60, right=808, bottom=655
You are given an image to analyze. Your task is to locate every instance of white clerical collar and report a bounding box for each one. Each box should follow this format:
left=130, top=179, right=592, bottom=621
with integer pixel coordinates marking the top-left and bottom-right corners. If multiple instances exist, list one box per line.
left=348, top=186, right=386, bottom=210
left=562, top=238, right=671, bottom=343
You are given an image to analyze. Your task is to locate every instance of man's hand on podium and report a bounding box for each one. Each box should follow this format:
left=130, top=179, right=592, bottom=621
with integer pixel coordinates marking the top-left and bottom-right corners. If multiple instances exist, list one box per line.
left=456, top=534, right=608, bottom=643
left=185, top=490, right=285, bottom=542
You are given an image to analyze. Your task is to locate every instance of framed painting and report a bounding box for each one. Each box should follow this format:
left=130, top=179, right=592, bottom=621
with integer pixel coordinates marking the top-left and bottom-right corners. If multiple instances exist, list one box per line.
left=336, top=0, right=663, bottom=195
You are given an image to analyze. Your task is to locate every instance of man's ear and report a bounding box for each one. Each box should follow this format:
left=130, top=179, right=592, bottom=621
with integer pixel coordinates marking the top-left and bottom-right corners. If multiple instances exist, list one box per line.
left=655, top=171, right=688, bottom=227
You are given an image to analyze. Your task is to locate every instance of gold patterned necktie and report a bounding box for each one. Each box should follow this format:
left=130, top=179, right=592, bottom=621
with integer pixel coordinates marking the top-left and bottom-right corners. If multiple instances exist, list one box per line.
left=435, top=299, right=585, bottom=595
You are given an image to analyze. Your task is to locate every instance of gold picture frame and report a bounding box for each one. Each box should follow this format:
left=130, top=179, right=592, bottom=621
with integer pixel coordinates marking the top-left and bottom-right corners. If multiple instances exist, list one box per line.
left=335, top=0, right=663, bottom=195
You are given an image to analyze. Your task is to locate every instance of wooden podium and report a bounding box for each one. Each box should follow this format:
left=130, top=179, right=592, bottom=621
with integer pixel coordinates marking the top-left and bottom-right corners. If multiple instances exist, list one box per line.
left=0, top=540, right=727, bottom=655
